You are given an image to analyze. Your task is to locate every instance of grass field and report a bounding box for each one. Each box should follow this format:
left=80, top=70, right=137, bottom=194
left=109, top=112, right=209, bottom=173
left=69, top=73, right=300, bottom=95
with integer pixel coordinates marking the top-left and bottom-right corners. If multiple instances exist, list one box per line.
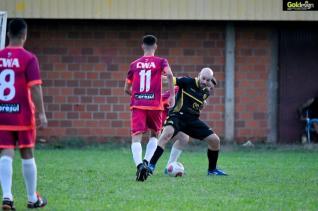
left=8, top=145, right=318, bottom=210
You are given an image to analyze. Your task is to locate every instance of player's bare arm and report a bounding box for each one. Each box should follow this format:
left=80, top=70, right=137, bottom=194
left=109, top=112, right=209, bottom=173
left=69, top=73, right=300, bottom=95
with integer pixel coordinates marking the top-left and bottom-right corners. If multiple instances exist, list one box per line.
left=124, top=80, right=132, bottom=95
left=30, top=85, right=48, bottom=129
left=165, top=66, right=175, bottom=109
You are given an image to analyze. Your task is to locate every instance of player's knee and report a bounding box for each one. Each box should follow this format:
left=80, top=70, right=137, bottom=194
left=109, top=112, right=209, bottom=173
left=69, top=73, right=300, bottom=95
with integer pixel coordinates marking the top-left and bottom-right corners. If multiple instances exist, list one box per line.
left=179, top=133, right=189, bottom=144
left=159, top=131, right=174, bottom=145
left=162, top=132, right=173, bottom=142
left=19, top=148, right=34, bottom=159
left=0, top=149, right=14, bottom=159
left=206, top=134, right=220, bottom=150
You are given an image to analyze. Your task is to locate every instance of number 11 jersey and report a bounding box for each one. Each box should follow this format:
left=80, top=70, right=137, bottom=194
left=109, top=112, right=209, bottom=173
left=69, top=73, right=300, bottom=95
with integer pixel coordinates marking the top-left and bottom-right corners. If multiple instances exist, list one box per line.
left=0, top=47, right=42, bottom=130
left=126, top=56, right=169, bottom=110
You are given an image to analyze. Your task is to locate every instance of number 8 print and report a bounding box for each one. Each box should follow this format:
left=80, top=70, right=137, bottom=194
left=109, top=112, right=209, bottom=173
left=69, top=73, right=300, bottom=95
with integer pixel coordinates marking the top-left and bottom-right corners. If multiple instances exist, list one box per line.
left=0, top=69, right=16, bottom=101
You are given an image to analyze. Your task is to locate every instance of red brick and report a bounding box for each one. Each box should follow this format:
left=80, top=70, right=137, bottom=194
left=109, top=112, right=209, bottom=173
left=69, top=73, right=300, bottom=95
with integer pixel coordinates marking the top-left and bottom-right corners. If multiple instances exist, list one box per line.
left=53, top=112, right=65, bottom=119
left=87, top=72, right=98, bottom=80
left=98, top=120, right=111, bottom=127
left=61, top=72, right=73, bottom=80
left=85, top=121, right=99, bottom=127
left=80, top=112, right=92, bottom=119
left=93, top=112, right=105, bottom=119
left=77, top=128, right=91, bottom=136
left=73, top=104, right=85, bottom=112
left=81, top=48, right=93, bottom=55
left=67, top=96, right=80, bottom=103
left=119, top=112, right=130, bottom=120
left=106, top=113, right=118, bottom=119
left=99, top=105, right=111, bottom=112
left=100, top=89, right=111, bottom=95
left=111, top=121, right=123, bottom=127
left=61, top=120, right=72, bottom=127
left=94, top=97, right=106, bottom=104
left=73, top=120, right=86, bottom=127
left=115, top=128, right=129, bottom=136
left=95, top=64, right=106, bottom=71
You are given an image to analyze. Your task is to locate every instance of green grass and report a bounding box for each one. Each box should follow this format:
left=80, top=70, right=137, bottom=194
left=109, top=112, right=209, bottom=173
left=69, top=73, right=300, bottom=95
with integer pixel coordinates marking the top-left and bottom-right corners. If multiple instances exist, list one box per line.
left=8, top=146, right=318, bottom=210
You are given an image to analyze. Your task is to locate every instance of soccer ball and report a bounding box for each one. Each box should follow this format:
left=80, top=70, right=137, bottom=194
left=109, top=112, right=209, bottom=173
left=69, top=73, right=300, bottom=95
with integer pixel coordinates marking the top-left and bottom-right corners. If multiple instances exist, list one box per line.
left=166, top=162, right=184, bottom=177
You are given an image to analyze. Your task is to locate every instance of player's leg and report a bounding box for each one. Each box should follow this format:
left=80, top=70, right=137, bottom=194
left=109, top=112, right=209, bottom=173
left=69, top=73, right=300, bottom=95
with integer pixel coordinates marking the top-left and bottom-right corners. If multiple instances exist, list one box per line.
left=187, top=119, right=227, bottom=176
left=131, top=134, right=143, bottom=167
left=164, top=132, right=189, bottom=174
left=204, top=133, right=227, bottom=176
left=130, top=109, right=148, bottom=181
left=0, top=149, right=15, bottom=211
left=143, top=130, right=158, bottom=166
left=148, top=125, right=175, bottom=174
left=143, top=110, right=162, bottom=165
left=166, top=132, right=189, bottom=165
left=0, top=131, right=16, bottom=210
left=18, top=130, right=47, bottom=208
left=131, top=108, right=146, bottom=167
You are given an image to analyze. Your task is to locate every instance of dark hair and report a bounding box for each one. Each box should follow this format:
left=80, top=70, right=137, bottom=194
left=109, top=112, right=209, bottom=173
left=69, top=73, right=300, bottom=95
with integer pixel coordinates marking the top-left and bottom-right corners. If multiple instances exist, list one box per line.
left=212, top=77, right=217, bottom=86
left=142, top=35, right=157, bottom=45
left=8, top=19, right=27, bottom=38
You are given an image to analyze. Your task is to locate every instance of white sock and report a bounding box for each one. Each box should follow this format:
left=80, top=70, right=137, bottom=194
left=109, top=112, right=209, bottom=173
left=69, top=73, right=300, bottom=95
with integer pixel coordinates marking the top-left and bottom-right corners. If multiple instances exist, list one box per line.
left=131, top=142, right=143, bottom=167
left=167, top=147, right=182, bottom=165
left=0, top=156, right=13, bottom=200
left=22, top=158, right=37, bottom=203
left=144, top=137, right=158, bottom=162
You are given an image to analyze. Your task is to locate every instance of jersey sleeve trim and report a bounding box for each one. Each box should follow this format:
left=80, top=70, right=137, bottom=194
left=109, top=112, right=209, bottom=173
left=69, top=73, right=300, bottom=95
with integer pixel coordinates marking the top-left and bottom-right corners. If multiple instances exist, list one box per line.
left=27, top=80, right=42, bottom=88
left=0, top=145, right=16, bottom=149
left=0, top=125, right=35, bottom=131
left=195, top=77, right=200, bottom=88
left=173, top=77, right=177, bottom=85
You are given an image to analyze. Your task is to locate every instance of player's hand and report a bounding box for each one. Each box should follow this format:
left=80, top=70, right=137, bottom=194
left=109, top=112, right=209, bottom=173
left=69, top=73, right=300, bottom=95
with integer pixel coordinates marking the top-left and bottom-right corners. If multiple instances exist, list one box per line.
left=38, top=113, right=48, bottom=129
left=167, top=95, right=175, bottom=109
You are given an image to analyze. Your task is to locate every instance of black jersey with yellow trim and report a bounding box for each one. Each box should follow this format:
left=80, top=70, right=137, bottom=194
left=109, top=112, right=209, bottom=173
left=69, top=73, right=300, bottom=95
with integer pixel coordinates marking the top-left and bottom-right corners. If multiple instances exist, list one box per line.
left=170, top=77, right=210, bottom=117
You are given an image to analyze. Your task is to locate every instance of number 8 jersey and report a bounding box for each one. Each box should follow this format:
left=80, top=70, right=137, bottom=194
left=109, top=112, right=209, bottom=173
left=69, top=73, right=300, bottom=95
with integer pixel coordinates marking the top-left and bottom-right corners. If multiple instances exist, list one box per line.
left=0, top=47, right=42, bottom=130
left=126, top=56, right=168, bottom=110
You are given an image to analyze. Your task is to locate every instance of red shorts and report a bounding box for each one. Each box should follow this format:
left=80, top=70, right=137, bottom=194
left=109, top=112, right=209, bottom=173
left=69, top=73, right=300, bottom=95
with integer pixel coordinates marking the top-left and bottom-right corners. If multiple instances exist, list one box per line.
left=131, top=109, right=162, bottom=135
left=0, top=130, right=36, bottom=149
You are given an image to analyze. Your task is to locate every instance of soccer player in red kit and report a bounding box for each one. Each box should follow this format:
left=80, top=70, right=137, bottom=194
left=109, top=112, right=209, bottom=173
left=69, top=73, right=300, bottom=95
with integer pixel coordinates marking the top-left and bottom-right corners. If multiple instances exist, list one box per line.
left=124, top=35, right=175, bottom=181
left=0, top=19, right=48, bottom=210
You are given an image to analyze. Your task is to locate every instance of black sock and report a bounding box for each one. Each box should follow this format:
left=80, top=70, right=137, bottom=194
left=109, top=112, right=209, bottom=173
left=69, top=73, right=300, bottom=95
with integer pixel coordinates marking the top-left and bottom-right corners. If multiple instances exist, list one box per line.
left=207, top=149, right=219, bottom=171
left=150, top=146, right=164, bottom=165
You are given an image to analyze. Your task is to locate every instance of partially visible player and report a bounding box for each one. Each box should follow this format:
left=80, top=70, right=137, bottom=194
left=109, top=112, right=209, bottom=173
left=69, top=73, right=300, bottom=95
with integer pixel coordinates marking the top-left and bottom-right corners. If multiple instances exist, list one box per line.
left=148, top=67, right=227, bottom=178
left=124, top=35, right=175, bottom=181
left=0, top=19, right=48, bottom=210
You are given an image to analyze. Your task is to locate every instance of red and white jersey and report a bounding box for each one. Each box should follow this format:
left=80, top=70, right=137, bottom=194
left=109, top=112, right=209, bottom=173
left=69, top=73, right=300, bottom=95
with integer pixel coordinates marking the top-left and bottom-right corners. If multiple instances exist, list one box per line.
left=0, top=47, right=42, bottom=131
left=126, top=56, right=168, bottom=110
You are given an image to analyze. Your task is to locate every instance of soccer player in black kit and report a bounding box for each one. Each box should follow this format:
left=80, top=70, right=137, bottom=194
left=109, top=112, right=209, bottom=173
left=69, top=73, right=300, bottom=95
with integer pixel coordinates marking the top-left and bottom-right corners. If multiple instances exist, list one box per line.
left=147, top=67, right=227, bottom=177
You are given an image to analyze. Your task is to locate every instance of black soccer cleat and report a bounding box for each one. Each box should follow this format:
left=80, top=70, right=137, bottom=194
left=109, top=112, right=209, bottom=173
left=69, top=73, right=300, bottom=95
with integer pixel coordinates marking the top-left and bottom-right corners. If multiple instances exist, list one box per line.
left=136, top=163, right=149, bottom=182
left=27, top=193, right=47, bottom=209
left=143, top=159, right=153, bottom=176
left=2, top=198, right=16, bottom=211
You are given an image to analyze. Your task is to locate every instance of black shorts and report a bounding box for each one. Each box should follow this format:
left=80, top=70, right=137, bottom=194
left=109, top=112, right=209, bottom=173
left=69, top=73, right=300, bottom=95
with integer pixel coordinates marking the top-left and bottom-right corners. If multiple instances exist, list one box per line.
left=164, top=113, right=214, bottom=140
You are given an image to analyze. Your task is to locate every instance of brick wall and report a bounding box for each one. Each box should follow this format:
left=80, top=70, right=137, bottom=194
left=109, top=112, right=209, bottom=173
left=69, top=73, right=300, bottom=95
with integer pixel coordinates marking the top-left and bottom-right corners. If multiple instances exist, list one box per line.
left=235, top=24, right=272, bottom=142
left=24, top=20, right=271, bottom=142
